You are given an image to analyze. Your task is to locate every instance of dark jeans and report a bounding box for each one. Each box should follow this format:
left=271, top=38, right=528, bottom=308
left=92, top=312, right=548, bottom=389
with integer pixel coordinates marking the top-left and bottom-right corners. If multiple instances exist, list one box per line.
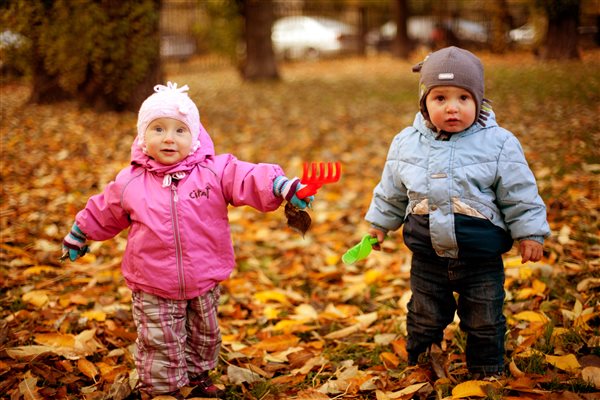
left=407, top=253, right=506, bottom=375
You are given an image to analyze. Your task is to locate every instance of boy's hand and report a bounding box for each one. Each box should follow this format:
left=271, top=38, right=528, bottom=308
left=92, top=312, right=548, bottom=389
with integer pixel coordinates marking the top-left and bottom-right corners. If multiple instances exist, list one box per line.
left=519, top=239, right=543, bottom=264
left=62, top=223, right=89, bottom=261
left=368, top=227, right=386, bottom=251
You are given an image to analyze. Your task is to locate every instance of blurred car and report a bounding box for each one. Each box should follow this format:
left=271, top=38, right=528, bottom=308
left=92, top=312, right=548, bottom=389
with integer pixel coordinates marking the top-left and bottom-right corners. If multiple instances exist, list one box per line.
left=0, top=30, right=25, bottom=50
left=509, top=23, right=536, bottom=44
left=366, top=17, right=435, bottom=50
left=272, top=16, right=357, bottom=60
left=160, top=34, right=196, bottom=60
left=367, top=17, right=488, bottom=52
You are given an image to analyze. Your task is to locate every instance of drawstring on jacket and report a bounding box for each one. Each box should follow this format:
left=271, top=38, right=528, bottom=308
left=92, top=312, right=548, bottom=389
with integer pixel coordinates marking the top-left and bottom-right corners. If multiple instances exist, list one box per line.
left=162, top=171, right=187, bottom=188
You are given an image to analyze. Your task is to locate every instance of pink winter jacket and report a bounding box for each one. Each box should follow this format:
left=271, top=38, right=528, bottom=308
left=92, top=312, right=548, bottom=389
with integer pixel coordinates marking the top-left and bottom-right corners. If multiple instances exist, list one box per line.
left=75, top=123, right=284, bottom=300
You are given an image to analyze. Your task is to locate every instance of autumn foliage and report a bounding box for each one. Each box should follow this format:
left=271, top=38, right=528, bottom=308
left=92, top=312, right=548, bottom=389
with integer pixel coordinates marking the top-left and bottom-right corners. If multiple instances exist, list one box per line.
left=1, top=51, right=599, bottom=399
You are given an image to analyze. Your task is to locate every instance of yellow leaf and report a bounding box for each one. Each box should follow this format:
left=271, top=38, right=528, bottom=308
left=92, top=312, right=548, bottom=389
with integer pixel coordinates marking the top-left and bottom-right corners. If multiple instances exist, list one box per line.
left=263, top=305, right=281, bottom=320
left=253, top=334, right=300, bottom=352
left=509, top=359, right=525, bottom=378
left=271, top=319, right=310, bottom=333
left=532, top=279, right=547, bottom=294
left=503, top=256, right=523, bottom=268
left=23, top=266, right=59, bottom=276
left=254, top=290, right=290, bottom=305
left=77, top=358, right=98, bottom=380
left=77, top=252, right=96, bottom=264
left=516, top=279, right=547, bottom=300
left=545, top=354, right=580, bottom=372
left=22, top=290, right=49, bottom=308
left=96, top=361, right=128, bottom=383
left=380, top=352, right=400, bottom=368
left=519, top=265, right=533, bottom=280
left=325, top=254, right=339, bottom=265
left=364, top=269, right=384, bottom=284
left=34, top=333, right=75, bottom=348
left=513, top=311, right=548, bottom=323
left=451, top=380, right=490, bottom=398
left=516, top=288, right=535, bottom=300
left=81, top=310, right=106, bottom=322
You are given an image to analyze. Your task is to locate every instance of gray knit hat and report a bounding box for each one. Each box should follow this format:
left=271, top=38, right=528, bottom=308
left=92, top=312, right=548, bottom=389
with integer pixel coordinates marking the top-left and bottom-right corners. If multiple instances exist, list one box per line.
left=412, top=46, right=490, bottom=128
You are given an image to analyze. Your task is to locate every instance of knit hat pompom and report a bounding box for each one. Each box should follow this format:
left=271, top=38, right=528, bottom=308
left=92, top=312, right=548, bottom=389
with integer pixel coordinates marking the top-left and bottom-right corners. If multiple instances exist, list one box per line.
left=136, top=82, right=201, bottom=153
left=412, top=46, right=490, bottom=128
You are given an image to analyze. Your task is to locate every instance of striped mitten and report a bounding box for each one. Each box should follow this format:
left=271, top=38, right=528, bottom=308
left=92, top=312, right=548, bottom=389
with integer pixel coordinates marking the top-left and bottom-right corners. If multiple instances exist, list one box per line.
left=62, top=223, right=89, bottom=261
left=273, top=176, right=313, bottom=209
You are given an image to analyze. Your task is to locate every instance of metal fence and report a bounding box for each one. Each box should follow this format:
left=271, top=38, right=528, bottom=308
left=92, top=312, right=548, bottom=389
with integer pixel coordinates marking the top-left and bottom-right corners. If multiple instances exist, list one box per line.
left=159, top=0, right=597, bottom=63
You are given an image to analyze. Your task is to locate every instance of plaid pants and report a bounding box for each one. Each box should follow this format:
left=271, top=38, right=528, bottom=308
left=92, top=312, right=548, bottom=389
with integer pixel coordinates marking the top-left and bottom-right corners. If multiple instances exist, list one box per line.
left=131, top=286, right=221, bottom=395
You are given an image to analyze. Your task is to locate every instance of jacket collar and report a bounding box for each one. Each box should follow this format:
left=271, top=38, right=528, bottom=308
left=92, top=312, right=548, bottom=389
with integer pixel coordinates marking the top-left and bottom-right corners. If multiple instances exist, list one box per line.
left=412, top=110, right=498, bottom=140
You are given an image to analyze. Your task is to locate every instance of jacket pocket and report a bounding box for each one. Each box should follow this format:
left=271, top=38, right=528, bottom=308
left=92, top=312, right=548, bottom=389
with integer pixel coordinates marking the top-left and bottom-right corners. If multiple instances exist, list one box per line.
left=454, top=214, right=513, bottom=258
left=403, top=214, right=437, bottom=257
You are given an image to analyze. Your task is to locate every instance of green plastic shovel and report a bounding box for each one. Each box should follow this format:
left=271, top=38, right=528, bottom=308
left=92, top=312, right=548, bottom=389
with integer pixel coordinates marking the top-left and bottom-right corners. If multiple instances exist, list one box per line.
left=342, top=234, right=380, bottom=265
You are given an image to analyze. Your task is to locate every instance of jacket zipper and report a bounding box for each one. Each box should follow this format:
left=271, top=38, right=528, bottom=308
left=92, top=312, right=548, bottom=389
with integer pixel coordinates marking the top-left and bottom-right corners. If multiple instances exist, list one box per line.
left=170, top=183, right=185, bottom=298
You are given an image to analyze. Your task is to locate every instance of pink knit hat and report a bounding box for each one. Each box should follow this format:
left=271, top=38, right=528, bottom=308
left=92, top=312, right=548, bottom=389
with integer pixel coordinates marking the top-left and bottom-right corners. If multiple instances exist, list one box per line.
left=136, top=82, right=201, bottom=153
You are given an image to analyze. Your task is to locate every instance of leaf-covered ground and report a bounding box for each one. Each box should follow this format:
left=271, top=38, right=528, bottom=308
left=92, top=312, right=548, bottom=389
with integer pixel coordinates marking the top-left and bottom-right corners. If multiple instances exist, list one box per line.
left=1, top=51, right=599, bottom=399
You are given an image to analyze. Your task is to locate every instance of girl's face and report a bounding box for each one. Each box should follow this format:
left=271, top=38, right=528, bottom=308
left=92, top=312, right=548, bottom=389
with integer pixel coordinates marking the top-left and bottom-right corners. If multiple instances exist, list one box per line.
left=425, top=86, right=477, bottom=133
left=144, top=117, right=193, bottom=165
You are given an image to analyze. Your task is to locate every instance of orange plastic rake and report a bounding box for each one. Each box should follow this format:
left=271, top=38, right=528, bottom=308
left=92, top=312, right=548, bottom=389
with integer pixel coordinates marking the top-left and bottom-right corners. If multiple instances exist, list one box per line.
left=296, top=161, right=341, bottom=199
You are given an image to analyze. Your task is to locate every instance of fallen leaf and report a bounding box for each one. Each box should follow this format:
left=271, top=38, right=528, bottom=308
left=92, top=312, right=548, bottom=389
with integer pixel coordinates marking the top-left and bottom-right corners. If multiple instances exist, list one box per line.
left=545, top=354, right=580, bottom=372
left=81, top=310, right=107, bottom=322
left=581, top=366, right=600, bottom=389
left=512, top=311, right=548, bottom=323
left=18, top=371, right=42, bottom=400
left=452, top=380, right=496, bottom=398
left=253, top=334, right=300, bottom=352
left=253, top=290, right=290, bottom=305
left=380, top=352, right=400, bottom=369
left=22, top=290, right=49, bottom=308
left=77, top=358, right=99, bottom=380
left=226, top=365, right=264, bottom=384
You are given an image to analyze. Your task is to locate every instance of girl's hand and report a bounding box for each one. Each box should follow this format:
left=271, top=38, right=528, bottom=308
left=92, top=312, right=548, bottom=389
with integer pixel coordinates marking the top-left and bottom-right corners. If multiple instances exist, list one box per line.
left=368, top=227, right=386, bottom=251
left=273, top=176, right=313, bottom=209
left=519, top=239, right=543, bottom=264
left=62, top=222, right=89, bottom=261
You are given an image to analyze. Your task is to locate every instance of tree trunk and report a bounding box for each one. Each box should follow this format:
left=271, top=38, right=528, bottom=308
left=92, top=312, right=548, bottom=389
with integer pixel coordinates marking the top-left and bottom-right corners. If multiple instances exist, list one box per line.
left=489, top=0, right=512, bottom=54
left=242, top=0, right=279, bottom=81
left=121, top=2, right=163, bottom=112
left=29, top=45, right=72, bottom=104
left=28, top=2, right=71, bottom=104
left=538, top=0, right=580, bottom=60
left=391, top=0, right=410, bottom=58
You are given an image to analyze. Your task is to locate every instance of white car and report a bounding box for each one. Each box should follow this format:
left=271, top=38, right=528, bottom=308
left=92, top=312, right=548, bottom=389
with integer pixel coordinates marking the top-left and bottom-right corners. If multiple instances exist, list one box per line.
left=509, top=23, right=536, bottom=44
left=367, top=17, right=489, bottom=52
left=272, top=16, right=357, bottom=60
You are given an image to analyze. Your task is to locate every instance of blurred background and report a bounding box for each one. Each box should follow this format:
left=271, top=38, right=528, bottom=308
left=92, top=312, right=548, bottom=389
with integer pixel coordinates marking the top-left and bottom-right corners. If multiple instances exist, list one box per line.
left=1, top=3, right=599, bottom=398
left=1, top=0, right=598, bottom=111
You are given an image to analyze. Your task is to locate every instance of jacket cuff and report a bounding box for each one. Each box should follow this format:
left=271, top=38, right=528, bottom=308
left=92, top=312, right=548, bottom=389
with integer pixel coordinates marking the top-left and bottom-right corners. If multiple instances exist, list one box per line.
left=518, top=235, right=544, bottom=245
left=369, top=223, right=389, bottom=234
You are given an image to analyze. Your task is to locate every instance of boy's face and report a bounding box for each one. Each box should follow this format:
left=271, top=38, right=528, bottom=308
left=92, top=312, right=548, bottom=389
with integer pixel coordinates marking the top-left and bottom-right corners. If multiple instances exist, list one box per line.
left=425, top=86, right=477, bottom=133
left=144, top=117, right=193, bottom=164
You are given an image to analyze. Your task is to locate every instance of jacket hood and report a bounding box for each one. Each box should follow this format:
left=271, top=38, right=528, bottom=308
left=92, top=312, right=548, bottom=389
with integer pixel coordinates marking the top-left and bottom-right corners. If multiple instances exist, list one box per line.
left=130, top=119, right=216, bottom=176
left=413, top=109, right=498, bottom=138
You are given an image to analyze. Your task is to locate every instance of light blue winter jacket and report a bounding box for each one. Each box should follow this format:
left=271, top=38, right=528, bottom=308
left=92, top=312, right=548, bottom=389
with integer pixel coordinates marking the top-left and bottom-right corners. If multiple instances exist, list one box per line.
left=366, top=112, right=550, bottom=259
